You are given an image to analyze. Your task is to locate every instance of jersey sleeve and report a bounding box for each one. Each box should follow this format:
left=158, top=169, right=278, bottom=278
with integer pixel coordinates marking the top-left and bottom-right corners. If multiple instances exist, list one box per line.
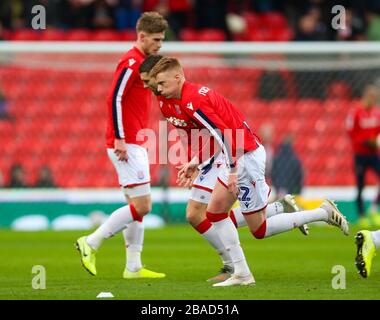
left=182, top=95, right=237, bottom=172
left=110, top=63, right=138, bottom=139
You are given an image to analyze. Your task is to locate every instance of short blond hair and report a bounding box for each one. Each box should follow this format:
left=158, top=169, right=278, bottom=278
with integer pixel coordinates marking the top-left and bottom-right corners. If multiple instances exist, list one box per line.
left=136, top=12, right=169, bottom=34
left=149, top=57, right=183, bottom=78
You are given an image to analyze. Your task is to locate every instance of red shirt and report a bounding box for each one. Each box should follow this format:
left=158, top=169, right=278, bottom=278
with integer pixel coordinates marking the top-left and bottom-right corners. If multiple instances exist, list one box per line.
left=157, top=95, right=216, bottom=163
left=178, top=81, right=260, bottom=169
left=106, top=47, right=151, bottom=148
left=346, top=103, right=380, bottom=155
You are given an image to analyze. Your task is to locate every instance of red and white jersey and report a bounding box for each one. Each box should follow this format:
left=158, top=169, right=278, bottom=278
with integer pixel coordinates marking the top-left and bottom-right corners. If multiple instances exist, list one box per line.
left=346, top=103, right=380, bottom=155
left=157, top=94, right=216, bottom=163
left=178, top=81, right=260, bottom=169
left=106, top=46, right=151, bottom=148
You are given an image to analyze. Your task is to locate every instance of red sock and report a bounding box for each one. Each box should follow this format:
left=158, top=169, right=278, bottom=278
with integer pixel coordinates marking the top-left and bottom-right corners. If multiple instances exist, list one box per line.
left=130, top=204, right=143, bottom=222
left=229, top=210, right=238, bottom=228
left=252, top=220, right=267, bottom=239
left=194, top=219, right=212, bottom=234
left=206, top=211, right=229, bottom=222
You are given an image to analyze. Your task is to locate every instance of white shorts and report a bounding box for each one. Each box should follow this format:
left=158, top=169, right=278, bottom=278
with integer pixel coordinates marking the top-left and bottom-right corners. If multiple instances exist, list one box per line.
left=218, top=145, right=270, bottom=213
left=190, top=153, right=225, bottom=204
left=107, top=144, right=151, bottom=198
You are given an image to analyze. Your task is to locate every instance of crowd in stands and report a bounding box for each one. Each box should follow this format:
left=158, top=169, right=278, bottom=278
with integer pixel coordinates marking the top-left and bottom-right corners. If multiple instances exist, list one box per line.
left=0, top=0, right=380, bottom=41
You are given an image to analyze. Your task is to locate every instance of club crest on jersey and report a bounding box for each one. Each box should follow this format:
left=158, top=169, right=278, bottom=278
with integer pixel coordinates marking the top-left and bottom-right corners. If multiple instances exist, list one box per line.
left=159, top=101, right=163, bottom=108
left=129, top=58, right=136, bottom=66
left=167, top=117, right=188, bottom=127
left=137, top=171, right=144, bottom=180
left=186, top=102, right=194, bottom=110
left=198, top=86, right=210, bottom=96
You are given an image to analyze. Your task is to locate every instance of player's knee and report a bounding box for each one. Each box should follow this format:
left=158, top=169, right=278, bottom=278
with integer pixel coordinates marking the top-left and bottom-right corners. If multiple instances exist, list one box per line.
left=250, top=220, right=267, bottom=239
left=186, top=204, right=205, bottom=226
left=133, top=201, right=151, bottom=216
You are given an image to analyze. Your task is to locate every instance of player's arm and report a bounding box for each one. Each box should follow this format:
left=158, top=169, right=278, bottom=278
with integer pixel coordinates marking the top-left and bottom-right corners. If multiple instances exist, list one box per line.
left=182, top=100, right=239, bottom=195
left=110, top=65, right=137, bottom=161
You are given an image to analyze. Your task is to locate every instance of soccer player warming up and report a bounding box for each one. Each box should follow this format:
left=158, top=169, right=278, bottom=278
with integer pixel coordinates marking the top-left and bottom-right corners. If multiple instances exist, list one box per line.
left=75, top=12, right=168, bottom=279
left=149, top=57, right=349, bottom=287
left=355, top=229, right=380, bottom=278
left=139, top=55, right=309, bottom=283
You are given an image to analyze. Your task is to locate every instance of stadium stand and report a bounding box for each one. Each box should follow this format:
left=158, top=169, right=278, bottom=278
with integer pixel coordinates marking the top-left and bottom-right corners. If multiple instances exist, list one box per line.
left=0, top=63, right=365, bottom=188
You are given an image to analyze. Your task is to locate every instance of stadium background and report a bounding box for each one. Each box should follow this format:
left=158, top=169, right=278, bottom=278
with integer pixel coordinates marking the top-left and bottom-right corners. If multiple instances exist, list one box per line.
left=1, top=0, right=380, bottom=230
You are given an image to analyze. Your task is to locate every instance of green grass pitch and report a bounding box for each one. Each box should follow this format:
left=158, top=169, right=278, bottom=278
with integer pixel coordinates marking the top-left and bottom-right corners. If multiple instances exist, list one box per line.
left=0, top=224, right=379, bottom=300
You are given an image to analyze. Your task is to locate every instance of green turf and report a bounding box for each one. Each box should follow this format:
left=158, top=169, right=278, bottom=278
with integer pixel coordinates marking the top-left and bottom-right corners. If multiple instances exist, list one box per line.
left=0, top=224, right=379, bottom=300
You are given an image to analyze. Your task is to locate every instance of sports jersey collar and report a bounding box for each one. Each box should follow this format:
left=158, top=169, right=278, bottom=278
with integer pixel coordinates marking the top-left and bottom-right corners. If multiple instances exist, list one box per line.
left=133, top=46, right=146, bottom=59
left=180, top=80, right=190, bottom=99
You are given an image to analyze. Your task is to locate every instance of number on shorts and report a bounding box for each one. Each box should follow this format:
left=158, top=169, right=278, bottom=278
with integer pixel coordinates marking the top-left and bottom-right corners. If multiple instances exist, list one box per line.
left=239, top=186, right=250, bottom=201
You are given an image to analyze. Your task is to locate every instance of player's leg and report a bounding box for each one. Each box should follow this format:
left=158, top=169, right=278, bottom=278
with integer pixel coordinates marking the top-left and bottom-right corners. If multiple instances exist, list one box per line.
left=207, top=179, right=254, bottom=287
left=355, top=229, right=380, bottom=277
left=122, top=194, right=145, bottom=274
left=186, top=198, right=233, bottom=282
left=247, top=199, right=349, bottom=239
left=354, top=155, right=370, bottom=228
left=122, top=191, right=165, bottom=279
left=84, top=147, right=150, bottom=250
left=368, top=155, right=380, bottom=226
left=229, top=193, right=308, bottom=236
left=190, top=160, right=236, bottom=281
left=238, top=146, right=349, bottom=241
left=76, top=145, right=162, bottom=277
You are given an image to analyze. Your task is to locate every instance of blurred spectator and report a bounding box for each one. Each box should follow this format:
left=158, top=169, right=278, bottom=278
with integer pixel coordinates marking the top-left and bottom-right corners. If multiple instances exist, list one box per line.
left=160, top=0, right=192, bottom=40
left=60, top=0, right=96, bottom=29
left=271, top=136, right=304, bottom=198
left=294, top=8, right=328, bottom=41
left=250, top=0, right=285, bottom=13
left=7, top=164, right=28, bottom=188
left=114, top=0, right=142, bottom=30
left=34, top=166, right=56, bottom=188
left=366, top=13, right=380, bottom=41
left=0, top=0, right=29, bottom=29
left=194, top=0, right=230, bottom=38
left=335, top=9, right=366, bottom=41
left=92, top=0, right=115, bottom=29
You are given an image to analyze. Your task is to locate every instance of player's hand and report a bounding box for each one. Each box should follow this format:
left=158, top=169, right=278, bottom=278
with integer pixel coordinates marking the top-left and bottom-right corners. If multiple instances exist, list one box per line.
left=114, top=139, right=128, bottom=161
left=176, top=166, right=199, bottom=188
left=227, top=172, right=239, bottom=197
left=176, top=163, right=198, bottom=188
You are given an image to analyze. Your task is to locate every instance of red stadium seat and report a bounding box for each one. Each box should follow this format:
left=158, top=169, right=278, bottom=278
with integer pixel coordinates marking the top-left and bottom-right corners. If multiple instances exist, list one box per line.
left=242, top=12, right=260, bottom=29
left=198, top=29, right=227, bottom=42
left=179, top=28, right=198, bottom=41
left=120, top=30, right=136, bottom=41
left=92, top=30, right=122, bottom=41
left=40, top=29, right=66, bottom=41
left=10, top=29, right=41, bottom=41
left=65, top=29, right=93, bottom=41
left=259, top=12, right=287, bottom=29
